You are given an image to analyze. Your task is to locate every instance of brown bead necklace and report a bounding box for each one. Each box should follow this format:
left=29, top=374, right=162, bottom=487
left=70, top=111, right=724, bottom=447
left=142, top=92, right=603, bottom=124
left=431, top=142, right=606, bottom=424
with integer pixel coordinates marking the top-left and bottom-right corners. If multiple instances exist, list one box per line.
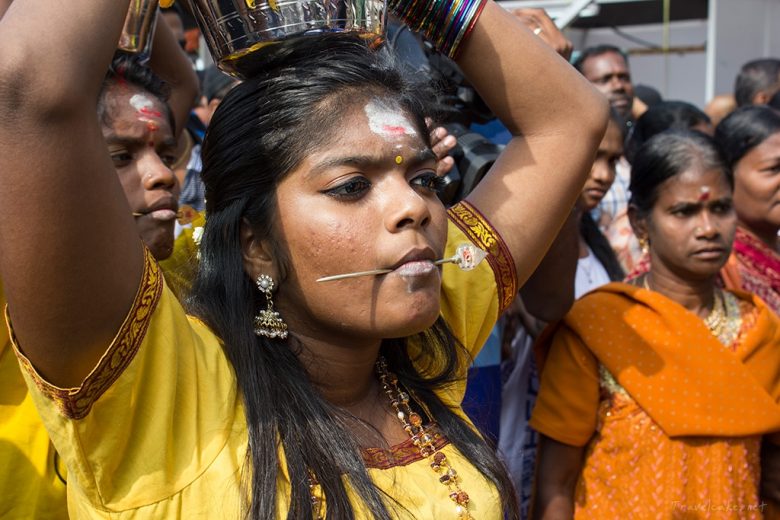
left=376, top=357, right=473, bottom=519
left=308, top=358, right=474, bottom=519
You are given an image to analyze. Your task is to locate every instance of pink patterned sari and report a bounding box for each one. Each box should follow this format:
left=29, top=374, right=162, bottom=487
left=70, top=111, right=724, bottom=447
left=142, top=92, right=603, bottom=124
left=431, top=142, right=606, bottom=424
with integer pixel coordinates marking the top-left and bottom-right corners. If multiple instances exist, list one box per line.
left=722, top=227, right=780, bottom=315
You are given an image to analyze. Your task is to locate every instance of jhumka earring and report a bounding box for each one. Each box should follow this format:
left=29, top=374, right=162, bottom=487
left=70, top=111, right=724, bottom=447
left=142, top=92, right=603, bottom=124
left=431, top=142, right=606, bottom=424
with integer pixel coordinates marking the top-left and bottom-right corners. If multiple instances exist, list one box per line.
left=253, top=274, right=288, bottom=339
left=638, top=236, right=649, bottom=254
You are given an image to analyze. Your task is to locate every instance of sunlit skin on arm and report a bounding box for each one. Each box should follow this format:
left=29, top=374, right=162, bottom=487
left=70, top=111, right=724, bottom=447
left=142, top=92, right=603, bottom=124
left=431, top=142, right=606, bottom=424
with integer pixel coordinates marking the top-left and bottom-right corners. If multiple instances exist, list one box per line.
left=0, top=0, right=142, bottom=387
left=456, top=2, right=609, bottom=288
left=148, top=13, right=200, bottom=139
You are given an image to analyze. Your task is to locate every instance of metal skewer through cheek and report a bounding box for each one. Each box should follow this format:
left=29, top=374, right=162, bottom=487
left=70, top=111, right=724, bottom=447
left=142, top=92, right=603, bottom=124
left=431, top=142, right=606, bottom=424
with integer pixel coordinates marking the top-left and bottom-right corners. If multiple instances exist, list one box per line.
left=315, top=244, right=488, bottom=283
left=132, top=211, right=185, bottom=218
left=316, top=257, right=457, bottom=283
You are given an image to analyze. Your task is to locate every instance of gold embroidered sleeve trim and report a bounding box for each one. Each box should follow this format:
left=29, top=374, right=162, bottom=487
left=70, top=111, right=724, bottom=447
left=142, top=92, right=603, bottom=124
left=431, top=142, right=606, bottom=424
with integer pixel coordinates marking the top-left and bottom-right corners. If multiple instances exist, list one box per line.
left=447, top=201, right=518, bottom=313
left=11, top=248, right=163, bottom=420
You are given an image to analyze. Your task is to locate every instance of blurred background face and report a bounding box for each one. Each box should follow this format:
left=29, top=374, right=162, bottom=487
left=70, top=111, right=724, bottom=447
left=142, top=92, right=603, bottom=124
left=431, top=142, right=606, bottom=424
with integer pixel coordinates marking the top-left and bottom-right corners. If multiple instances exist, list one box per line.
left=643, top=166, right=736, bottom=281
left=580, top=119, right=624, bottom=211
left=581, top=51, right=635, bottom=120
left=732, top=131, right=780, bottom=234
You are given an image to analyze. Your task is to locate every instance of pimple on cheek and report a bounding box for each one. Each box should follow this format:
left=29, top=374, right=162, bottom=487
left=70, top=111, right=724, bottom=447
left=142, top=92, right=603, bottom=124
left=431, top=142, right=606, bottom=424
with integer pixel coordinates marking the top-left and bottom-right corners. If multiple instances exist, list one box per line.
left=304, top=223, right=367, bottom=270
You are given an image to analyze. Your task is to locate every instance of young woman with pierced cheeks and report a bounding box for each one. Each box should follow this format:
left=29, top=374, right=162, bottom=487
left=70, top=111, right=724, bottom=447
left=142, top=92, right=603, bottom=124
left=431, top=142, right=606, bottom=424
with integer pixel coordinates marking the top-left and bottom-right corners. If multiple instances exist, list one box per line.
left=531, top=131, right=780, bottom=519
left=0, top=0, right=608, bottom=518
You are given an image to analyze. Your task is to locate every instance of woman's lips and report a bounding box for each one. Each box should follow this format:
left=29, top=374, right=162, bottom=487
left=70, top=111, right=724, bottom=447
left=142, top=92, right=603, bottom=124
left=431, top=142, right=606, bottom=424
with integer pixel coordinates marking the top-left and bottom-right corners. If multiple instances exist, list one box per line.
left=691, top=248, right=726, bottom=260
left=394, top=260, right=437, bottom=276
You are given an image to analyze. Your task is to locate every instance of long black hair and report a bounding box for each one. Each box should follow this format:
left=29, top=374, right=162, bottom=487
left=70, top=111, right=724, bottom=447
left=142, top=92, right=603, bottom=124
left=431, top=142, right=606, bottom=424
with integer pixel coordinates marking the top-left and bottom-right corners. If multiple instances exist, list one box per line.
left=714, top=105, right=780, bottom=170
left=630, top=130, right=731, bottom=215
left=580, top=212, right=624, bottom=282
left=625, top=100, right=711, bottom=164
left=188, top=34, right=519, bottom=519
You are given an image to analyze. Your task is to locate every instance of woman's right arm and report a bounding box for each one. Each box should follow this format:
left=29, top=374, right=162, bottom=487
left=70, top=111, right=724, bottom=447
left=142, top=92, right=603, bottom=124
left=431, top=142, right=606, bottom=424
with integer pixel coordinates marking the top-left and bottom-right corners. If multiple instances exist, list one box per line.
left=0, top=0, right=142, bottom=387
left=528, top=321, right=600, bottom=519
left=532, top=435, right=585, bottom=520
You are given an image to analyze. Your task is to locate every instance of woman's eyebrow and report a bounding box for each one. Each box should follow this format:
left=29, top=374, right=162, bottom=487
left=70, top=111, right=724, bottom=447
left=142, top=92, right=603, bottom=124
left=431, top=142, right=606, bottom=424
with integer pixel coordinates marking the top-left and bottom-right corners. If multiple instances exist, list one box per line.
left=306, top=149, right=436, bottom=179
left=305, top=154, right=385, bottom=178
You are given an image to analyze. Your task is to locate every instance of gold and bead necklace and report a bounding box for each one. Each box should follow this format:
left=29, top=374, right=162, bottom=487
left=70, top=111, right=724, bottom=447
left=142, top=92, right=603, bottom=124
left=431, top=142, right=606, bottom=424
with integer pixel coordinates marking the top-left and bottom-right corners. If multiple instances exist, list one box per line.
left=308, top=358, right=474, bottom=519
left=376, top=357, right=473, bottom=519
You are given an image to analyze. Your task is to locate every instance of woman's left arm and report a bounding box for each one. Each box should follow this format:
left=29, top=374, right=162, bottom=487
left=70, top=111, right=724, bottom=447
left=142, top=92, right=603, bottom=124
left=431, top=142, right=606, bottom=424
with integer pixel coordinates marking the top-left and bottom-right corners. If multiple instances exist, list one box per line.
left=455, top=4, right=609, bottom=285
left=148, top=14, right=200, bottom=139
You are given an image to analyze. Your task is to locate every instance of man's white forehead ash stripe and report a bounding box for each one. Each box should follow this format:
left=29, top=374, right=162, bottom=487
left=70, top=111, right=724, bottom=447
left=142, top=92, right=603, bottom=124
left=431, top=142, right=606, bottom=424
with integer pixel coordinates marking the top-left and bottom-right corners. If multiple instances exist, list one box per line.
left=364, top=99, right=416, bottom=140
left=129, top=94, right=155, bottom=112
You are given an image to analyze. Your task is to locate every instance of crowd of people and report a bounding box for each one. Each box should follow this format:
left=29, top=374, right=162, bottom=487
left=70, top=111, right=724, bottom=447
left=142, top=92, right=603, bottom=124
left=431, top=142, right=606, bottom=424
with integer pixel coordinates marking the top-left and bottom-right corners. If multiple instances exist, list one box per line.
left=0, top=0, right=778, bottom=519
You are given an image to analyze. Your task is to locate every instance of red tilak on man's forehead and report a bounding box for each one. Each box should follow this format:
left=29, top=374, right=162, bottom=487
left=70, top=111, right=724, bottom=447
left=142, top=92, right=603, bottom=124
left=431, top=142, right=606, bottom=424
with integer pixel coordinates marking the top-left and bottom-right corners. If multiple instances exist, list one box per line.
left=139, top=106, right=163, bottom=118
left=382, top=124, right=408, bottom=136
left=698, top=186, right=711, bottom=202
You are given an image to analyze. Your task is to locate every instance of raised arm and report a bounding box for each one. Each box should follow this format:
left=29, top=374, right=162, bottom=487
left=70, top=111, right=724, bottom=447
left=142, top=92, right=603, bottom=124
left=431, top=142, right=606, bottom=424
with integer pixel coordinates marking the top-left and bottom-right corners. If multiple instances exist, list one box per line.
left=0, top=0, right=142, bottom=386
left=456, top=3, right=609, bottom=285
left=148, top=14, right=199, bottom=139
left=518, top=176, right=580, bottom=323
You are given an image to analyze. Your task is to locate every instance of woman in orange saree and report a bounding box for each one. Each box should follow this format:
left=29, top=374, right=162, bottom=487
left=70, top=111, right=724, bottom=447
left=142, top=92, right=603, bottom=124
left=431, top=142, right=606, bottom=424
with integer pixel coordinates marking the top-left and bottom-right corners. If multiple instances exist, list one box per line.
left=530, top=131, right=780, bottom=519
left=715, top=106, right=780, bottom=315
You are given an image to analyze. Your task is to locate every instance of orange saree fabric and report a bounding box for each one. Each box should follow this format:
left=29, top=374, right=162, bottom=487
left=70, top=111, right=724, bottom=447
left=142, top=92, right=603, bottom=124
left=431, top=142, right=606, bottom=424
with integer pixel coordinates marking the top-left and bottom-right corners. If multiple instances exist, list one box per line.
left=530, top=283, right=780, bottom=518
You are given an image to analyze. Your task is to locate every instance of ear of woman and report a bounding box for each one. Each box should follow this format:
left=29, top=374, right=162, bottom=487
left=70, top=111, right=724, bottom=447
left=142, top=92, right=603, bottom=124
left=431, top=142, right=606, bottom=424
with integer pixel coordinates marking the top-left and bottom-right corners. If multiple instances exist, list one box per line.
left=240, top=218, right=280, bottom=283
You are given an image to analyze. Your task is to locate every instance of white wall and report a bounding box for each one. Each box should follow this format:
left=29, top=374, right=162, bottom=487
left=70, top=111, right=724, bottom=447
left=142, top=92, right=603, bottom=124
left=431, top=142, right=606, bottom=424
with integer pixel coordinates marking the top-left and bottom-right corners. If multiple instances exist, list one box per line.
left=707, top=0, right=780, bottom=101
left=566, top=0, right=780, bottom=109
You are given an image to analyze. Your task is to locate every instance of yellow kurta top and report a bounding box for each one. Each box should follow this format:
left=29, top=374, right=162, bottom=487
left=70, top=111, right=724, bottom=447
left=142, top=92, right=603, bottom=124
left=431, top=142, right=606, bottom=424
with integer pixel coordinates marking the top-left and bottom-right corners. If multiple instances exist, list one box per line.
left=0, top=283, right=68, bottom=519
left=11, top=201, right=517, bottom=519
